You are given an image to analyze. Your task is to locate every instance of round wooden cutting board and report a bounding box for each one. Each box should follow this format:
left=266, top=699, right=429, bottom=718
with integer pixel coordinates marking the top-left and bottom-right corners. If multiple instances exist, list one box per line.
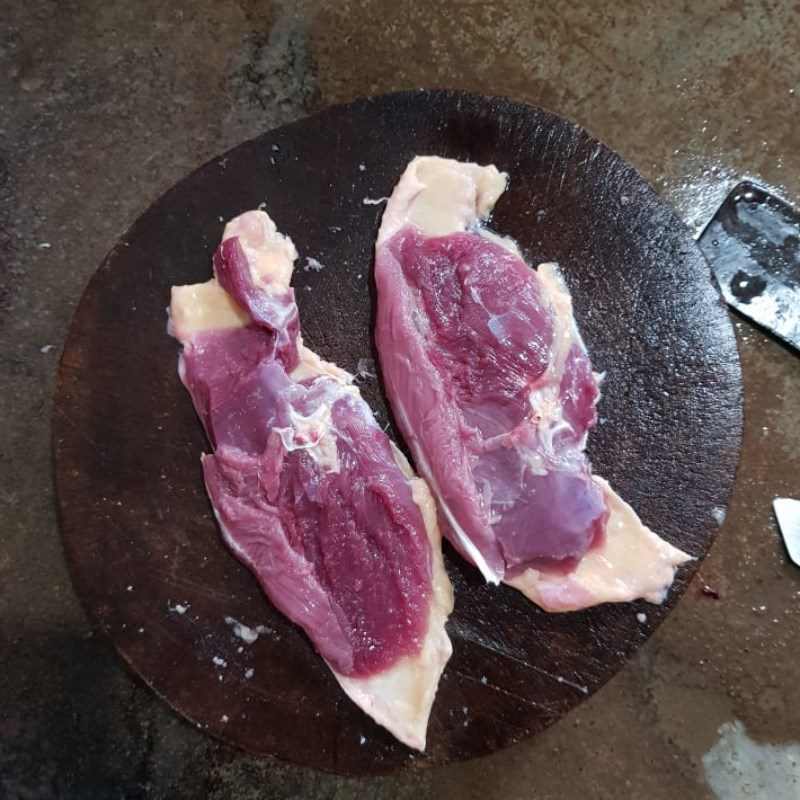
left=53, top=91, right=742, bottom=776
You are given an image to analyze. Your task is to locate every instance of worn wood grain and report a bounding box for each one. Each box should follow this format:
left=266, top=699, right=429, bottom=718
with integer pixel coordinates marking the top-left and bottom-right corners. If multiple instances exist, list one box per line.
left=53, top=91, right=743, bottom=776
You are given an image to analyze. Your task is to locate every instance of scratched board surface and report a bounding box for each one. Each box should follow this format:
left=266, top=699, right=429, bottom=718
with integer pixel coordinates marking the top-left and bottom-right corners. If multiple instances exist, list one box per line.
left=53, top=91, right=742, bottom=776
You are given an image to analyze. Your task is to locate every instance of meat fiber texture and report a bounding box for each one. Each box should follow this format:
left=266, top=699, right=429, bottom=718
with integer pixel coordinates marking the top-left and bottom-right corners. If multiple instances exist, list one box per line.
left=169, top=210, right=453, bottom=750
left=374, top=156, right=691, bottom=612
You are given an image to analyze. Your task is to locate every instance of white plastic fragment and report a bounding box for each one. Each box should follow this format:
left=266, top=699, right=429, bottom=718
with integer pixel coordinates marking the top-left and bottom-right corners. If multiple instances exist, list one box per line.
left=774, top=498, right=800, bottom=568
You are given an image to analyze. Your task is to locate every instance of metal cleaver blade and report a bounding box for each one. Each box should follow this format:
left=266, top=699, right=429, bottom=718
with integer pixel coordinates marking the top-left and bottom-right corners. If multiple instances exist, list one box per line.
left=698, top=181, right=800, bottom=353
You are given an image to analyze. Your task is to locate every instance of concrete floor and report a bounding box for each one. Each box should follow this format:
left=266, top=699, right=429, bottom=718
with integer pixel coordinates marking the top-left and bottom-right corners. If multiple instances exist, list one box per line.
left=1, top=1, right=799, bottom=797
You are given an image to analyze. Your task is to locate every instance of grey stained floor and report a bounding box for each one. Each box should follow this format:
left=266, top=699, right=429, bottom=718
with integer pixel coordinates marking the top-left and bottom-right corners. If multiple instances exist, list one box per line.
left=1, top=1, right=799, bottom=798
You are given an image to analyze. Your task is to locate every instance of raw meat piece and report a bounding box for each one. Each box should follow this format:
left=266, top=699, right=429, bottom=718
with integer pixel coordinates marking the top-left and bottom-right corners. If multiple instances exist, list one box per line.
left=170, top=210, right=453, bottom=749
left=374, top=156, right=690, bottom=611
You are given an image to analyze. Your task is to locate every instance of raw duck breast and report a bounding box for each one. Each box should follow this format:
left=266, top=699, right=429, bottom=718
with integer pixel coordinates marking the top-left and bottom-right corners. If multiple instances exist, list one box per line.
left=374, top=156, right=690, bottom=612
left=169, top=210, right=453, bottom=749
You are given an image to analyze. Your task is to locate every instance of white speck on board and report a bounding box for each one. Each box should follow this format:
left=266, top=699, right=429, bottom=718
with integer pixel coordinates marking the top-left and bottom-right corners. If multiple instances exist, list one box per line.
left=303, top=257, right=324, bottom=272
left=554, top=675, right=589, bottom=694
left=224, top=615, right=273, bottom=644
left=355, top=358, right=377, bottom=380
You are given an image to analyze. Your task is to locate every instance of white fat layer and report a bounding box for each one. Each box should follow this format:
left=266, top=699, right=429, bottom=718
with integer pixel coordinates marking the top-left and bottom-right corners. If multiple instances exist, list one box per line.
left=478, top=228, right=522, bottom=256
left=169, top=280, right=250, bottom=342
left=506, top=477, right=692, bottom=611
left=332, top=452, right=454, bottom=751
left=378, top=156, right=507, bottom=245
left=534, top=263, right=581, bottom=383
left=290, top=340, right=353, bottom=383
left=521, top=262, right=583, bottom=453
left=222, top=211, right=297, bottom=290
left=169, top=207, right=298, bottom=341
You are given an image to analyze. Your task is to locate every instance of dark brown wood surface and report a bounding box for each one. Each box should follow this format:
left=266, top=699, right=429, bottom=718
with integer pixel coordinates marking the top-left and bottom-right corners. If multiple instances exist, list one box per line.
left=53, top=91, right=743, bottom=776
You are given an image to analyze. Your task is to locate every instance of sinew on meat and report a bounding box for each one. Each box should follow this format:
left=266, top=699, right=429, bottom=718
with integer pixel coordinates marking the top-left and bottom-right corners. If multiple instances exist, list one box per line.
left=169, top=210, right=453, bottom=749
left=374, top=157, right=691, bottom=612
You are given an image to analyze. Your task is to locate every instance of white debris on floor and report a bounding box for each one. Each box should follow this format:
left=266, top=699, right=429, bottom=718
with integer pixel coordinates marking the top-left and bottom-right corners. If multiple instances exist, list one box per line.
left=703, top=721, right=800, bottom=800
